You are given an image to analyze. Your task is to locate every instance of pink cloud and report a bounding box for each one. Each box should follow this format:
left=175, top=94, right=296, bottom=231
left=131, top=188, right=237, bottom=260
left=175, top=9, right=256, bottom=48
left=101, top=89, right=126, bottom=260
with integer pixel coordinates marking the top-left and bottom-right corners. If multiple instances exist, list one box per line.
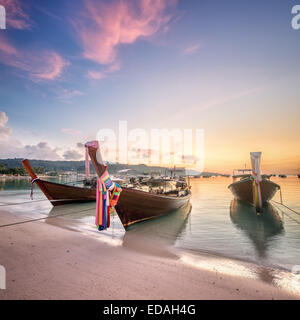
left=86, top=61, right=121, bottom=80
left=0, top=34, right=17, bottom=55
left=86, top=70, right=106, bottom=80
left=0, top=35, right=69, bottom=80
left=184, top=44, right=201, bottom=55
left=30, top=51, right=69, bottom=80
left=77, top=0, right=178, bottom=66
left=1, top=0, right=32, bottom=29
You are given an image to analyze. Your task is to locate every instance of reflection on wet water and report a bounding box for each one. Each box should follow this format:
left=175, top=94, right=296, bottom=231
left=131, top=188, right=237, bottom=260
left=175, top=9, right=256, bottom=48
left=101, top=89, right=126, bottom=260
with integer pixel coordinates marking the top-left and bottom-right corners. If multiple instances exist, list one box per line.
left=0, top=176, right=300, bottom=271
left=122, top=202, right=191, bottom=257
left=174, top=177, right=300, bottom=271
left=230, top=199, right=284, bottom=258
left=44, top=201, right=192, bottom=258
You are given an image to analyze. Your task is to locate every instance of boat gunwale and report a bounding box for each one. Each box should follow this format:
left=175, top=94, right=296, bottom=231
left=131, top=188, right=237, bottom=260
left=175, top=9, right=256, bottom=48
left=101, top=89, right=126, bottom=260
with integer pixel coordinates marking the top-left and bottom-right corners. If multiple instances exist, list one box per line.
left=228, top=177, right=280, bottom=190
left=34, top=178, right=96, bottom=192
left=121, top=186, right=192, bottom=201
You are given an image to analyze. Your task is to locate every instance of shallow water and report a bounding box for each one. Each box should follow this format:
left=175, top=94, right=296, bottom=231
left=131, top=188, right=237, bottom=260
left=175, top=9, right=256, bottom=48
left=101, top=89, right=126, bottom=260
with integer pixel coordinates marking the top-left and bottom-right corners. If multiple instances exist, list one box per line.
left=0, top=176, right=299, bottom=273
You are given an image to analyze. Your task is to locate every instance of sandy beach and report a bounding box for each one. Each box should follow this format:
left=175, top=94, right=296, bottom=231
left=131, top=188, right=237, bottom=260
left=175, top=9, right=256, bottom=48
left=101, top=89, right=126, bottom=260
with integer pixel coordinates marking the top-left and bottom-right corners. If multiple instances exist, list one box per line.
left=0, top=209, right=299, bottom=300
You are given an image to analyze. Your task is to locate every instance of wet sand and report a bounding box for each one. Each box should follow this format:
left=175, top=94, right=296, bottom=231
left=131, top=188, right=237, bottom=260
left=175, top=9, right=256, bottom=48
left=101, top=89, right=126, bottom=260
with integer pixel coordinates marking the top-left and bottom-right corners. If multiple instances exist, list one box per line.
left=0, top=209, right=299, bottom=300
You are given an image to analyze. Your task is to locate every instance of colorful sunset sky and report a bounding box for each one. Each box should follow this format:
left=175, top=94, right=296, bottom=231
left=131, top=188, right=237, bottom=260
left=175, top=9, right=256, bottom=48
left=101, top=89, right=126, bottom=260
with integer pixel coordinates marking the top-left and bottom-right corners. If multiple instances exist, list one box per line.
left=0, top=0, right=299, bottom=173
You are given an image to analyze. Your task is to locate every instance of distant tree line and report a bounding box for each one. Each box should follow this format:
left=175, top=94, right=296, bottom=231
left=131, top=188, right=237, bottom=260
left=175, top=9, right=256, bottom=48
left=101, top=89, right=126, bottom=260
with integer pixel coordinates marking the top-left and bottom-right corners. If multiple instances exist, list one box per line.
left=0, top=164, right=45, bottom=176
left=0, top=158, right=186, bottom=176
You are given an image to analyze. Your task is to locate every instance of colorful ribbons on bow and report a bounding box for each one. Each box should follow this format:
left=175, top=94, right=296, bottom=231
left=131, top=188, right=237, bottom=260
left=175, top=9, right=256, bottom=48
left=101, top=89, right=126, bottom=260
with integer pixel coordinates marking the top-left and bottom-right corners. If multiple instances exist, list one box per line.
left=250, top=152, right=263, bottom=211
left=95, top=168, right=122, bottom=231
left=250, top=174, right=263, bottom=211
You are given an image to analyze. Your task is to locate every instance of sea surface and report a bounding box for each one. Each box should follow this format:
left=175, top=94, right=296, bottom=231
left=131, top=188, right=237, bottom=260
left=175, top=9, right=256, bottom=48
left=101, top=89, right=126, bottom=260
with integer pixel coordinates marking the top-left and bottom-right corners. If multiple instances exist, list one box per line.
left=1, top=175, right=300, bottom=280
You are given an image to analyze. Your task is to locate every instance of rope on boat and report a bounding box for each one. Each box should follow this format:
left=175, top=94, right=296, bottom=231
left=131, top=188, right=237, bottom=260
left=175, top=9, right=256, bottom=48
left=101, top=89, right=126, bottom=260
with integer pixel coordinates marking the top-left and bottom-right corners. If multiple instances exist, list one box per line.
left=271, top=201, right=300, bottom=225
left=0, top=206, right=95, bottom=229
left=271, top=200, right=300, bottom=216
left=270, top=187, right=300, bottom=224
left=30, top=178, right=39, bottom=200
left=279, top=187, right=283, bottom=205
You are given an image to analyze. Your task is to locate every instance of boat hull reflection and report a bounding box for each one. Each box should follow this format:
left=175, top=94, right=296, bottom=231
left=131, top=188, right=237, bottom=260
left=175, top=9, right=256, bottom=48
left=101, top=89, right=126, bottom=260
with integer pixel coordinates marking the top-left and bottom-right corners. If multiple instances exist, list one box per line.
left=122, top=202, right=192, bottom=256
left=230, top=199, right=283, bottom=258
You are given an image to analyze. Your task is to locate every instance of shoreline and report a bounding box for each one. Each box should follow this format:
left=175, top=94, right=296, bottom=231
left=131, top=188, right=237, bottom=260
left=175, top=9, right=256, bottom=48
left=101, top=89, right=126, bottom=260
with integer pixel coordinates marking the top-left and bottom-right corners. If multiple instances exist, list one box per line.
left=0, top=175, right=56, bottom=180
left=0, top=208, right=299, bottom=300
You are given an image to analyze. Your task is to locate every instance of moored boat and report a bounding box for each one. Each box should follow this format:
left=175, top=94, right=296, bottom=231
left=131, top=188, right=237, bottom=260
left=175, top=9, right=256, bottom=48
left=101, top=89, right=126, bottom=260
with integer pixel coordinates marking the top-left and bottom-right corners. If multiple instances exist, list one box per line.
left=22, top=159, right=96, bottom=206
left=279, top=174, right=287, bottom=178
left=86, top=142, right=191, bottom=229
left=228, top=152, right=280, bottom=212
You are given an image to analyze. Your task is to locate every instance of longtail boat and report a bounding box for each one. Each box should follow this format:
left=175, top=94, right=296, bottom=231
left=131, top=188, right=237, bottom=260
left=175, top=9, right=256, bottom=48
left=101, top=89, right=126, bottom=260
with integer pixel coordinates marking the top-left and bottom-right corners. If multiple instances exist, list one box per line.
left=22, top=159, right=96, bottom=206
left=228, top=152, right=280, bottom=213
left=86, top=142, right=191, bottom=229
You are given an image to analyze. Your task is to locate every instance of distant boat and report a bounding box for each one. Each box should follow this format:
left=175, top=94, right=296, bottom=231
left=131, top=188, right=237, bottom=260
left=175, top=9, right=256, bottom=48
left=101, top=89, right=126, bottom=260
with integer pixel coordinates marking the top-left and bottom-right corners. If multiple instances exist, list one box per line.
left=228, top=152, right=280, bottom=212
left=86, top=142, right=191, bottom=229
left=279, top=174, right=287, bottom=178
left=22, top=159, right=96, bottom=206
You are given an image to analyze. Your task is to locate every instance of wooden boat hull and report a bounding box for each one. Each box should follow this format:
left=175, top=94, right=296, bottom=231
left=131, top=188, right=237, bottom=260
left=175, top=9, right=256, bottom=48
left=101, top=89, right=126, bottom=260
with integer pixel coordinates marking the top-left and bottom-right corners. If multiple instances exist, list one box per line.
left=86, top=143, right=192, bottom=229
left=34, top=179, right=96, bottom=206
left=115, top=187, right=191, bottom=228
left=22, top=158, right=96, bottom=206
left=228, top=178, right=280, bottom=207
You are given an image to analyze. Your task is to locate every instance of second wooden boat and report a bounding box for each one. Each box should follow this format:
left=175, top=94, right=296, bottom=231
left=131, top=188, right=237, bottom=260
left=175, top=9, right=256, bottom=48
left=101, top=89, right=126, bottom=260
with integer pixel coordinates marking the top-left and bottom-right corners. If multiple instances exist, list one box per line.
left=228, top=152, right=280, bottom=212
left=86, top=142, right=191, bottom=229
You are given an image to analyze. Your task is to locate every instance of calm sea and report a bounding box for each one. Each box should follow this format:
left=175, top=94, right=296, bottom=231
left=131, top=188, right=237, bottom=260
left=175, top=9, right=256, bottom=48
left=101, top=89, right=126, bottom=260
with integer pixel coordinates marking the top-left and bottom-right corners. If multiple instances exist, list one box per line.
left=1, top=176, right=299, bottom=272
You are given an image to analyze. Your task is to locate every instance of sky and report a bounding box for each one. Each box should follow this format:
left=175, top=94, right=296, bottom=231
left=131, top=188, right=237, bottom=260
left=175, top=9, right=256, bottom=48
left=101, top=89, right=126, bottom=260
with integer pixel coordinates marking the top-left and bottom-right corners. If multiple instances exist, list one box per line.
left=0, top=0, right=299, bottom=173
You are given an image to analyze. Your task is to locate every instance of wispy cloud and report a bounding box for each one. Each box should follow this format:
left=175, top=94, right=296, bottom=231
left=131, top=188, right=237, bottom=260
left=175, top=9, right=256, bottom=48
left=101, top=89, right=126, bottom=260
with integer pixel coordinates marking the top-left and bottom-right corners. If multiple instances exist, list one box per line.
left=34, top=5, right=63, bottom=22
left=86, top=70, right=106, bottom=80
left=0, top=35, right=69, bottom=81
left=164, top=86, right=264, bottom=124
left=183, top=43, right=201, bottom=55
left=196, top=86, right=264, bottom=111
left=61, top=128, right=82, bottom=136
left=59, top=89, right=84, bottom=100
left=1, top=0, right=32, bottom=29
left=77, top=0, right=178, bottom=70
left=86, top=61, right=121, bottom=80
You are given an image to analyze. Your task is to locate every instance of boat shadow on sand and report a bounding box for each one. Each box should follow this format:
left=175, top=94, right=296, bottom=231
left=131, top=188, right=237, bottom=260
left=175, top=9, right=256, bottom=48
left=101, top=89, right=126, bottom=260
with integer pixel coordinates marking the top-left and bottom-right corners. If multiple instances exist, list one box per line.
left=44, top=202, right=191, bottom=258
left=122, top=202, right=192, bottom=258
left=230, top=199, right=284, bottom=259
